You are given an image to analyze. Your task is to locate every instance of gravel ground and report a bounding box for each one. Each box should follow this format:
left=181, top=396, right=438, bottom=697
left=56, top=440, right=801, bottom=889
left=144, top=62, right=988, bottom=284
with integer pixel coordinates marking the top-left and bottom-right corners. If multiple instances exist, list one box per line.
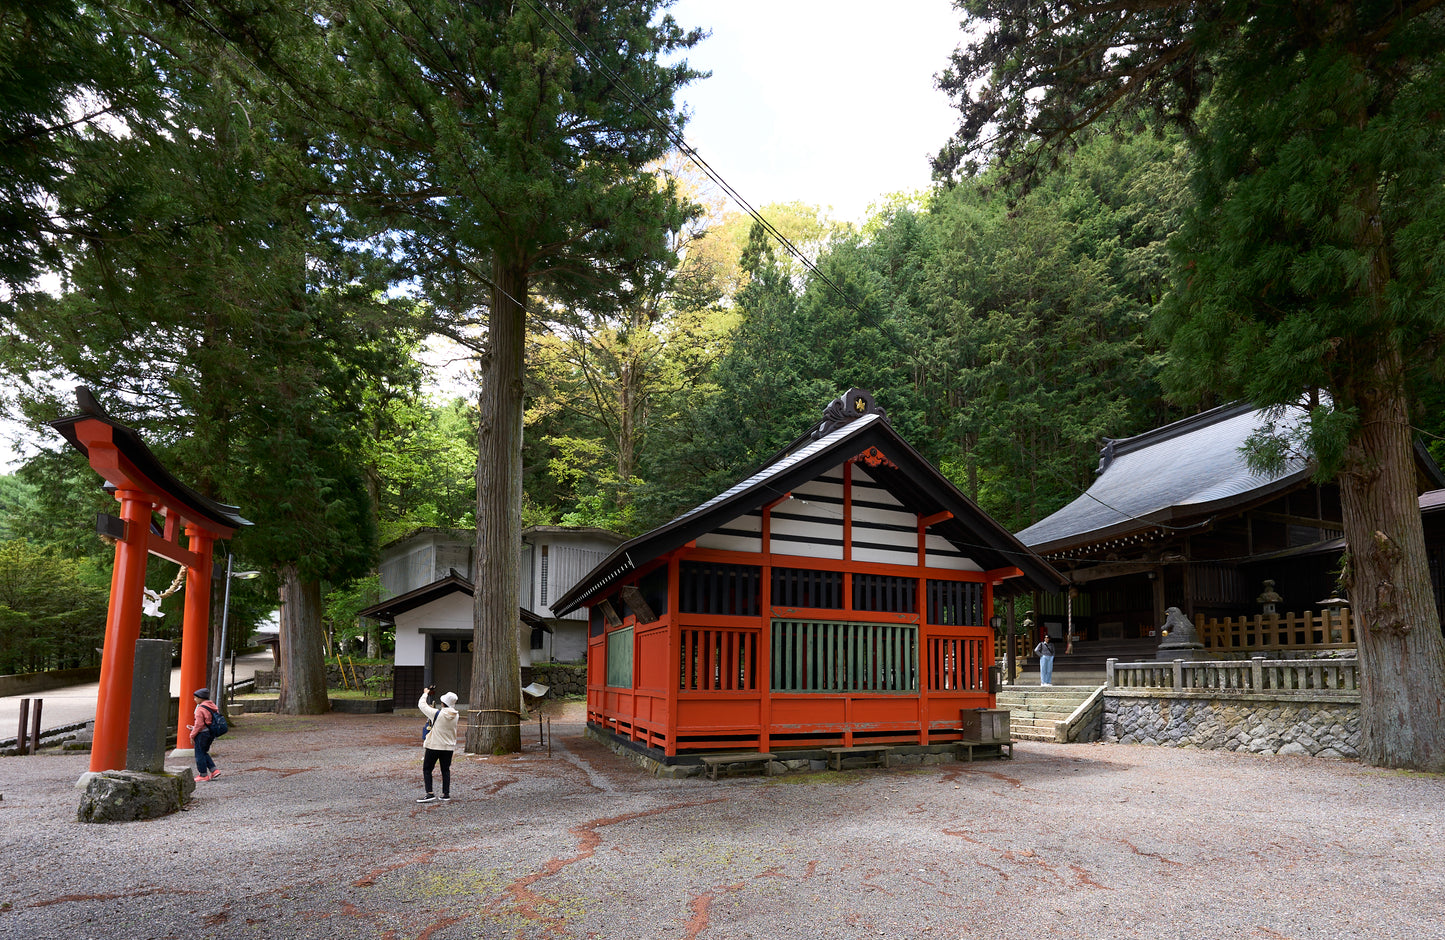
left=0, top=701, right=1441, bottom=940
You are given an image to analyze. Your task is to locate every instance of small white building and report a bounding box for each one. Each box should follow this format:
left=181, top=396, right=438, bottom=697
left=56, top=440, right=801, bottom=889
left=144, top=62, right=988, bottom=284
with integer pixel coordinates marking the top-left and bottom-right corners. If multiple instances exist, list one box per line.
left=362, top=525, right=624, bottom=706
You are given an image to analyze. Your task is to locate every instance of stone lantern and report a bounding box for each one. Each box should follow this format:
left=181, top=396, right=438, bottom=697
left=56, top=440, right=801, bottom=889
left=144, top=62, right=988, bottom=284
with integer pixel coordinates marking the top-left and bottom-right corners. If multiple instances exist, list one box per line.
left=1256, top=579, right=1282, bottom=616
left=1316, top=595, right=1349, bottom=643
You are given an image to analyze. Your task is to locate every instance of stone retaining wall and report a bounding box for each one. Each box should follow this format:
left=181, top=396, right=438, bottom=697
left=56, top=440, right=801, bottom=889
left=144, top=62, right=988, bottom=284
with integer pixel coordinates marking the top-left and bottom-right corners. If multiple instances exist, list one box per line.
left=0, top=666, right=103, bottom=697
left=1103, top=692, right=1360, bottom=759
left=253, top=663, right=393, bottom=693
left=1060, top=689, right=1106, bottom=744
left=531, top=663, right=586, bottom=697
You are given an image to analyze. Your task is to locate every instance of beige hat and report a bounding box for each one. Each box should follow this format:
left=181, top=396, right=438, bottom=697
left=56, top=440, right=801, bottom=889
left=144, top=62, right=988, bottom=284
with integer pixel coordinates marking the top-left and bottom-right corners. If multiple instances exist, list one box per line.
left=440, top=692, right=458, bottom=707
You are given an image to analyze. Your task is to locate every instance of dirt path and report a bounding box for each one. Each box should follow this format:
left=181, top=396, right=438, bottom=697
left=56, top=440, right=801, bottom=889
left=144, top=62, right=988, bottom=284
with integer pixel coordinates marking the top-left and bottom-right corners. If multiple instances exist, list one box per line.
left=1, top=703, right=1439, bottom=939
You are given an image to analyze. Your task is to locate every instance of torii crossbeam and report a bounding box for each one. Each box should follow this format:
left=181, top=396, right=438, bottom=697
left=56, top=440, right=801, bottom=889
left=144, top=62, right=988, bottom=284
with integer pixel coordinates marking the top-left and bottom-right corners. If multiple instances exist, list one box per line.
left=51, top=388, right=251, bottom=772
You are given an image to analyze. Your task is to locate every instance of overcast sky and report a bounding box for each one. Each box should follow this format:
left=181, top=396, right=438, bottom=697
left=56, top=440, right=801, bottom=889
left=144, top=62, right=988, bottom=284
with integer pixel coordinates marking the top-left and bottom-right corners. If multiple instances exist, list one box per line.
left=666, top=0, right=967, bottom=223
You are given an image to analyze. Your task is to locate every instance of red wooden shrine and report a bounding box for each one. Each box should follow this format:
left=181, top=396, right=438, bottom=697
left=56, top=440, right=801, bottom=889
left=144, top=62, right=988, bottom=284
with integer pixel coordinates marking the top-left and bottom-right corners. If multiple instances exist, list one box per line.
left=51, top=388, right=249, bottom=772
left=552, top=390, right=1065, bottom=758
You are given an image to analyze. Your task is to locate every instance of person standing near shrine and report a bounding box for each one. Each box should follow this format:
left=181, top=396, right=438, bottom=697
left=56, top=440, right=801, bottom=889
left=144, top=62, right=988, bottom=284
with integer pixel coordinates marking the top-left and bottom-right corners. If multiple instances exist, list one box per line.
left=1034, top=638, right=1056, bottom=687
left=188, top=688, right=221, bottom=780
left=417, top=686, right=459, bottom=803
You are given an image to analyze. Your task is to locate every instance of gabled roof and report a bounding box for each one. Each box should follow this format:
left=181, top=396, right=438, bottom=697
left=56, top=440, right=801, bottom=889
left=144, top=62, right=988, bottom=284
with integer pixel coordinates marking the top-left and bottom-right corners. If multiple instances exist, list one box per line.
left=1017, top=403, right=1445, bottom=555
left=359, top=568, right=548, bottom=631
left=551, top=396, right=1065, bottom=614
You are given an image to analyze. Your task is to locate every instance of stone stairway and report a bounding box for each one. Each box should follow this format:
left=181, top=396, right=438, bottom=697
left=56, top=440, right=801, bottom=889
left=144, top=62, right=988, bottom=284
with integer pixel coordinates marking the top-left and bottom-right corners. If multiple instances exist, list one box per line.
left=996, top=686, right=1100, bottom=742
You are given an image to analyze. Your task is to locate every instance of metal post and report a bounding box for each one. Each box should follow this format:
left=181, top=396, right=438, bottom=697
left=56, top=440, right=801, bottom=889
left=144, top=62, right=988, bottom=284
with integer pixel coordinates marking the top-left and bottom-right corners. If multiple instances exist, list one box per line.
left=17, top=699, right=29, bottom=755
left=215, top=553, right=234, bottom=706
left=1005, top=606, right=1016, bottom=685
left=29, top=699, right=42, bottom=754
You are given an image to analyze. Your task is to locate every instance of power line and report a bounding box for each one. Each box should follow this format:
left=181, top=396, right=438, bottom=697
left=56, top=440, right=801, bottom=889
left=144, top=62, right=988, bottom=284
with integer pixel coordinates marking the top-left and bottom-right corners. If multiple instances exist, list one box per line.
left=517, top=0, right=898, bottom=336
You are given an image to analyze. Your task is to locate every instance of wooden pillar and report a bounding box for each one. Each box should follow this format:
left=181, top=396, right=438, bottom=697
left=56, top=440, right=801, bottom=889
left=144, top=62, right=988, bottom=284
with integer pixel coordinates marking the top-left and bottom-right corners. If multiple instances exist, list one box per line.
left=759, top=509, right=773, bottom=754
left=917, top=572, right=930, bottom=744
left=665, top=555, right=680, bottom=755
left=1151, top=567, right=1167, bottom=631
left=173, top=524, right=215, bottom=754
left=89, top=489, right=156, bottom=773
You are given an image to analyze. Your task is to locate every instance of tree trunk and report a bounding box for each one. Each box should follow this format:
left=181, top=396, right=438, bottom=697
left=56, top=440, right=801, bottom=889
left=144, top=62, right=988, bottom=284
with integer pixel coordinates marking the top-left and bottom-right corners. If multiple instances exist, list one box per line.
left=618, top=353, right=636, bottom=484
left=467, top=256, right=525, bottom=755
left=276, top=563, right=331, bottom=715
left=1338, top=355, right=1445, bottom=771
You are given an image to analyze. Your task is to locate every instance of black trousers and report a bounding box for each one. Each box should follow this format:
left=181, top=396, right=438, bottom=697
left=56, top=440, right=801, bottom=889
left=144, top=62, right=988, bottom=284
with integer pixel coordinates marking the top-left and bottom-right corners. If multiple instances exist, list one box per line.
left=422, top=747, right=452, bottom=796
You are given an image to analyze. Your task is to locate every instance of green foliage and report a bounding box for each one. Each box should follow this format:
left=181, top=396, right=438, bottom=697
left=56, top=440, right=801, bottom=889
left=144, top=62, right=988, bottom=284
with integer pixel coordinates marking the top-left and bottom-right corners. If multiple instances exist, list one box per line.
left=636, top=130, right=1189, bottom=533
left=0, top=474, right=37, bottom=541
left=0, top=538, right=108, bottom=674
left=940, top=0, right=1445, bottom=769
left=5, top=453, right=116, bottom=562
left=324, top=575, right=383, bottom=653
left=1158, top=14, right=1445, bottom=474
left=0, top=3, right=426, bottom=588
left=372, top=395, right=476, bottom=545
left=0, top=0, right=162, bottom=291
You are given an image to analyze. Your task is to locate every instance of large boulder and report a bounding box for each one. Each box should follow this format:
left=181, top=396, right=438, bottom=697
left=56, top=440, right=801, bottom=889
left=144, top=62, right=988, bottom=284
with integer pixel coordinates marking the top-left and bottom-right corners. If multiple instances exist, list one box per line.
left=76, top=769, right=195, bottom=823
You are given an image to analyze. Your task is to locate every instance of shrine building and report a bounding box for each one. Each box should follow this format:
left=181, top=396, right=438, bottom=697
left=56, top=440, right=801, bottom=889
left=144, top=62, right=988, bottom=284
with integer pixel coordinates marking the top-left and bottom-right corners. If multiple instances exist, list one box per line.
left=550, top=390, right=1065, bottom=760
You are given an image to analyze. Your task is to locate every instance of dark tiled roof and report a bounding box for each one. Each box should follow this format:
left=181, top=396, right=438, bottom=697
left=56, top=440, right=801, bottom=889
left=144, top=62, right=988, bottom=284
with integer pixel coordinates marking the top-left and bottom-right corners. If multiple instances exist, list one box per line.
left=1017, top=403, right=1312, bottom=554
left=50, top=387, right=250, bottom=532
left=551, top=410, right=1066, bottom=614
left=359, top=569, right=547, bottom=630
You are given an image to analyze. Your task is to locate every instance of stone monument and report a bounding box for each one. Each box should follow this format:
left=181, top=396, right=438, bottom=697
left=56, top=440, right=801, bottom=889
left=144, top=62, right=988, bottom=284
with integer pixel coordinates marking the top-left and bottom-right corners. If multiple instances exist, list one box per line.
left=126, top=639, right=171, bottom=773
left=1155, top=606, right=1206, bottom=660
left=77, top=638, right=194, bottom=823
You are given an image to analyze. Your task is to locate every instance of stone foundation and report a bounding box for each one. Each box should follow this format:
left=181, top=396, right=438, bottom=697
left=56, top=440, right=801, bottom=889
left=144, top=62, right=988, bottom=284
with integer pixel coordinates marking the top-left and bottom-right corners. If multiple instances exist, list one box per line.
left=585, top=724, right=972, bottom=778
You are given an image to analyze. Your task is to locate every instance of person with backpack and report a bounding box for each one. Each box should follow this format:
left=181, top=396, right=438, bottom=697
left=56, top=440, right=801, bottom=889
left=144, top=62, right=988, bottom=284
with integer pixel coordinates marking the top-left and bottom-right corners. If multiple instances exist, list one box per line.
left=1034, top=638, right=1056, bottom=687
left=187, top=688, right=223, bottom=781
left=416, top=686, right=459, bottom=803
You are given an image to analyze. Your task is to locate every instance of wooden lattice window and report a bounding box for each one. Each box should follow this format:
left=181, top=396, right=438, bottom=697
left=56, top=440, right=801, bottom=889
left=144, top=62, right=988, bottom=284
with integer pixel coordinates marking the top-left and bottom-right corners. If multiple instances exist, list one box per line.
left=926, top=579, right=983, bottom=626
left=852, top=574, right=917, bottom=614
left=771, top=567, right=843, bottom=609
left=678, top=629, right=757, bottom=691
left=770, top=620, right=918, bottom=693
left=679, top=562, right=760, bottom=616
left=926, top=636, right=988, bottom=691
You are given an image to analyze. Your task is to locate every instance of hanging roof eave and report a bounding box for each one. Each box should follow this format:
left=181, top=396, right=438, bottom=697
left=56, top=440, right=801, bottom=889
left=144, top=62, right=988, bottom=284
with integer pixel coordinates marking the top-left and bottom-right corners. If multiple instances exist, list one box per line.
left=1025, top=465, right=1318, bottom=558
left=359, top=570, right=548, bottom=632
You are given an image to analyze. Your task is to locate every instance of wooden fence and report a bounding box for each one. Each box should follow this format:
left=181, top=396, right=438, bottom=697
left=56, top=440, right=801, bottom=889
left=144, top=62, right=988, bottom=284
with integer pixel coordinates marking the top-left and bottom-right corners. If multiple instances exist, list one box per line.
left=1108, top=656, right=1359, bottom=694
left=1195, top=608, right=1356, bottom=652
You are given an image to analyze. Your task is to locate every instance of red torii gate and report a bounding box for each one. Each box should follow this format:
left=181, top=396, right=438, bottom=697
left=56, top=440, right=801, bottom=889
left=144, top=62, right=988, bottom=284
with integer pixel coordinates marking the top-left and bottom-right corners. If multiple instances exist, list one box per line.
left=51, top=389, right=250, bottom=773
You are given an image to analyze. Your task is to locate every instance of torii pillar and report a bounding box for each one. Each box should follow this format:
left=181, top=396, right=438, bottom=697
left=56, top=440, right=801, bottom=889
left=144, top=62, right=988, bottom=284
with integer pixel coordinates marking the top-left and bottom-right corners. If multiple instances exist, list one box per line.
left=51, top=389, right=249, bottom=773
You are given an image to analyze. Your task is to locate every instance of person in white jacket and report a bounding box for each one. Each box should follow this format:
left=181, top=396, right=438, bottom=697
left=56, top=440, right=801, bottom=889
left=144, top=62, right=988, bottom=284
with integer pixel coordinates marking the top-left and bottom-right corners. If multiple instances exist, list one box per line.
left=417, top=686, right=459, bottom=803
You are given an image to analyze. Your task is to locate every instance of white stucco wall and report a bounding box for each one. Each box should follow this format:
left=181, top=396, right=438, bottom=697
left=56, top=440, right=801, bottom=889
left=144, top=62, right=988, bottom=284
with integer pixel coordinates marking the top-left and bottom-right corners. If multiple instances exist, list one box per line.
left=393, top=592, right=474, bottom=667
